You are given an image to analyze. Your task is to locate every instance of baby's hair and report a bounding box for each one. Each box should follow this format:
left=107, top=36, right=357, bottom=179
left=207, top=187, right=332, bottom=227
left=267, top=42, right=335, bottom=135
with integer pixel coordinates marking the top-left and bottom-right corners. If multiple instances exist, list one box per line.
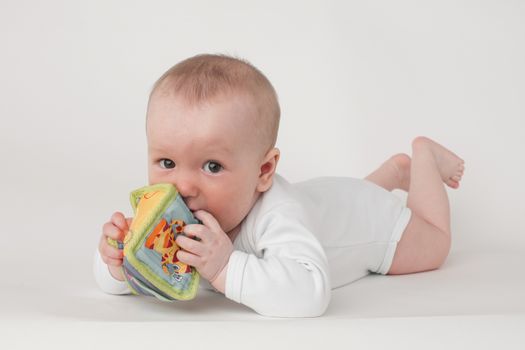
left=148, top=53, right=281, bottom=153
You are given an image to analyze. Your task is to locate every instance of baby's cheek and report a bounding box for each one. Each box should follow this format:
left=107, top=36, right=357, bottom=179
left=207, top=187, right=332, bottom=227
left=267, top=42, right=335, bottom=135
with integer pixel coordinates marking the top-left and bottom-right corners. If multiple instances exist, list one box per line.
left=214, top=205, right=240, bottom=232
left=209, top=184, right=255, bottom=231
left=229, top=202, right=254, bottom=231
left=147, top=170, right=163, bottom=185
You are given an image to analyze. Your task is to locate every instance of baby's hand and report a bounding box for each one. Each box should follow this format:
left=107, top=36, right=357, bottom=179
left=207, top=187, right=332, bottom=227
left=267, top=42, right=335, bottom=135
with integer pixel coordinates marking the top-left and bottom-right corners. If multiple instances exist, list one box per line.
left=175, top=210, right=233, bottom=286
left=99, top=211, right=133, bottom=281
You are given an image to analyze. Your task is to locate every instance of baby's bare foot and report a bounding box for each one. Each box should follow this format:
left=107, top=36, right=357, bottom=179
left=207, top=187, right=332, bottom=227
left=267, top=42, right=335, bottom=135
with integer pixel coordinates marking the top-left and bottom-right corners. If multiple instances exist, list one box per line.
left=386, top=153, right=411, bottom=191
left=413, top=136, right=465, bottom=189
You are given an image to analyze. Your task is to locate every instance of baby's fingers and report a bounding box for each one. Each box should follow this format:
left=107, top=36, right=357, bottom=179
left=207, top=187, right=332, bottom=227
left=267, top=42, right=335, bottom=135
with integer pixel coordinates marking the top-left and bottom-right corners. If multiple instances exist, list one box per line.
left=102, top=256, right=123, bottom=267
left=99, top=235, right=124, bottom=261
left=102, top=221, right=126, bottom=241
left=111, top=211, right=129, bottom=232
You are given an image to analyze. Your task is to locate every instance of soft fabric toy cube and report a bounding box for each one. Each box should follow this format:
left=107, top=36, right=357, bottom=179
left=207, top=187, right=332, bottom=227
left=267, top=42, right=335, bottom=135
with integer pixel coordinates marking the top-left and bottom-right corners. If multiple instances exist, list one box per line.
left=107, top=183, right=200, bottom=301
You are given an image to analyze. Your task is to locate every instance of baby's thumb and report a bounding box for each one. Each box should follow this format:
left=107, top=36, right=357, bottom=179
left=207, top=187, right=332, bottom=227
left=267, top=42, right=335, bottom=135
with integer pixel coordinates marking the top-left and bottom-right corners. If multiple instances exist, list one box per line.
left=111, top=212, right=129, bottom=238
left=126, top=217, right=133, bottom=228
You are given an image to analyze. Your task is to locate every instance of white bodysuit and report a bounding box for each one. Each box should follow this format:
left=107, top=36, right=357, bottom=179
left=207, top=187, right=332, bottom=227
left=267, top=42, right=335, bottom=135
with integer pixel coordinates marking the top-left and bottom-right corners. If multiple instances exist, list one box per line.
left=93, top=174, right=411, bottom=317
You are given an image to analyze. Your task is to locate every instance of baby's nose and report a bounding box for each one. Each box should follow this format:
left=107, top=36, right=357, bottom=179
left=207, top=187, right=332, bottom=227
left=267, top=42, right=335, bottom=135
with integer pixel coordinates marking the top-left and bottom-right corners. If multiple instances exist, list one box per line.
left=174, top=177, right=199, bottom=199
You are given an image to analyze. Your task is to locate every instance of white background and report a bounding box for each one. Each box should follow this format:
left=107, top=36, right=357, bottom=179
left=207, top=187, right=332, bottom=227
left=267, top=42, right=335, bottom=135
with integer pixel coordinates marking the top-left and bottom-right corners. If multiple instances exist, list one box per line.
left=0, top=1, right=524, bottom=344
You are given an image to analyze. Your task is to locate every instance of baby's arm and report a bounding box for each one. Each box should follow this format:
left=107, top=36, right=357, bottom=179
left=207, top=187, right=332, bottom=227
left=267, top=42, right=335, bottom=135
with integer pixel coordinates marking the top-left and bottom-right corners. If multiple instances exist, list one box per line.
left=93, top=211, right=132, bottom=295
left=224, top=204, right=331, bottom=318
left=175, top=204, right=330, bottom=317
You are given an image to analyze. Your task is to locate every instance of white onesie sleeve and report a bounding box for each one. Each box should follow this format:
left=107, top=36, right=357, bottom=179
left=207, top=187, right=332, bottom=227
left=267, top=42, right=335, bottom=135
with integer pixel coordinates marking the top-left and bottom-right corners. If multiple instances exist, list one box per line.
left=225, top=202, right=331, bottom=318
left=93, top=249, right=131, bottom=295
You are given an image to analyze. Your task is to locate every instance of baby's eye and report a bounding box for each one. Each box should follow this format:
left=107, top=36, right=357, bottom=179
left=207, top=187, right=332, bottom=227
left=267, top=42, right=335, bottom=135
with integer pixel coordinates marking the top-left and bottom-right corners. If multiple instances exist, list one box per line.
left=203, top=161, right=223, bottom=174
left=159, top=159, right=175, bottom=169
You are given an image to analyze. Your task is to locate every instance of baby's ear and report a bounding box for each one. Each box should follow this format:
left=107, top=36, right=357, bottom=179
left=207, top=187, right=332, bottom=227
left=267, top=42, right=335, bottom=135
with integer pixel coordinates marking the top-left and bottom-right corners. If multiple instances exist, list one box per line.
left=256, top=148, right=280, bottom=193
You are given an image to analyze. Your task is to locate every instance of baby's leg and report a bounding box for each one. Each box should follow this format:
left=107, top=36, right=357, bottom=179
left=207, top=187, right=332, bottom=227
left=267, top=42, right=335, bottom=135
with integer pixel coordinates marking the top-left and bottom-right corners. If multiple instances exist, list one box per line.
left=365, top=153, right=411, bottom=191
left=387, top=137, right=465, bottom=274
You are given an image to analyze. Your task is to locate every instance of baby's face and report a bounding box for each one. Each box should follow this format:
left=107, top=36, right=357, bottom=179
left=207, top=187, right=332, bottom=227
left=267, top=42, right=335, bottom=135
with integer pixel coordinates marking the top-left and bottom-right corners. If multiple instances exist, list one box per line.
left=146, top=92, right=266, bottom=235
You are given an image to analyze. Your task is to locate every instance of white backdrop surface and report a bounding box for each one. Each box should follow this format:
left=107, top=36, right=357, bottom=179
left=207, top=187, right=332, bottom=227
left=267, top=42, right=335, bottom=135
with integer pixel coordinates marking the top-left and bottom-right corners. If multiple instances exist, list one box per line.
left=1, top=1, right=524, bottom=348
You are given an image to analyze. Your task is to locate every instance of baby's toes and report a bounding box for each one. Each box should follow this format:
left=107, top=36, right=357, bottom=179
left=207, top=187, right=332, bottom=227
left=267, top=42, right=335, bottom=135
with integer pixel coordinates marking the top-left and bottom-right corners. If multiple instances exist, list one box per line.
left=456, top=165, right=464, bottom=177
left=451, top=174, right=461, bottom=182
left=446, top=178, right=460, bottom=189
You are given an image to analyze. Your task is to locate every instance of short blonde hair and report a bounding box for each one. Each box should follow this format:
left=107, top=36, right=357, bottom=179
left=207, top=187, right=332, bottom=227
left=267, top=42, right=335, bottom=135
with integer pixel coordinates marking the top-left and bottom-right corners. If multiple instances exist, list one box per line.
left=148, top=54, right=280, bottom=153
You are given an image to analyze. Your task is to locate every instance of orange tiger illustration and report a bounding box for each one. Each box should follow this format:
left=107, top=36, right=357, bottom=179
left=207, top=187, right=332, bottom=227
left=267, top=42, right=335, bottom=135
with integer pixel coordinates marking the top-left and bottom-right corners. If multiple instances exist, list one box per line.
left=144, top=218, right=191, bottom=277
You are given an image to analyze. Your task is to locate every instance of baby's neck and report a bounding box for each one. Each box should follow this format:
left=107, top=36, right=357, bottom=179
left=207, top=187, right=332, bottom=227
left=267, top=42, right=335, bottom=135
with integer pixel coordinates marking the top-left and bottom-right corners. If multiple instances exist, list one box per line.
left=227, top=224, right=241, bottom=243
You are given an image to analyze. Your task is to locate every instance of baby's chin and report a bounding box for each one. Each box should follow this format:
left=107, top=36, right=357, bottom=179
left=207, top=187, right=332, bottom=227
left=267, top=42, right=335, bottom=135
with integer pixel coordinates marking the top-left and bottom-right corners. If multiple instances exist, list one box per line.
left=220, top=220, right=238, bottom=234
left=219, top=216, right=243, bottom=236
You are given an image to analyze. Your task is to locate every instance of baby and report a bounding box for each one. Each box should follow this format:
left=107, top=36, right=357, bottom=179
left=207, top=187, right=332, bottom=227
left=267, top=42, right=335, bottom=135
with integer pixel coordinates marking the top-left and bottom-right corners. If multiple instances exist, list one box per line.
left=94, top=54, right=465, bottom=317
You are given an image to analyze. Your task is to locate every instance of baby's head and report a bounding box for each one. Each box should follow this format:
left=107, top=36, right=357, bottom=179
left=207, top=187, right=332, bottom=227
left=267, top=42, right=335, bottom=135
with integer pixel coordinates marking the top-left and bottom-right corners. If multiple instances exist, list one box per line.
left=146, top=54, right=280, bottom=235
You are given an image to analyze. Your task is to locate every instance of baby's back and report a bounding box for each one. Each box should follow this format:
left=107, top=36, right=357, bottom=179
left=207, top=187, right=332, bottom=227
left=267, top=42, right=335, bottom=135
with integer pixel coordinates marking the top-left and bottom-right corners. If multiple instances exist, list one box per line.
left=293, top=176, right=410, bottom=287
